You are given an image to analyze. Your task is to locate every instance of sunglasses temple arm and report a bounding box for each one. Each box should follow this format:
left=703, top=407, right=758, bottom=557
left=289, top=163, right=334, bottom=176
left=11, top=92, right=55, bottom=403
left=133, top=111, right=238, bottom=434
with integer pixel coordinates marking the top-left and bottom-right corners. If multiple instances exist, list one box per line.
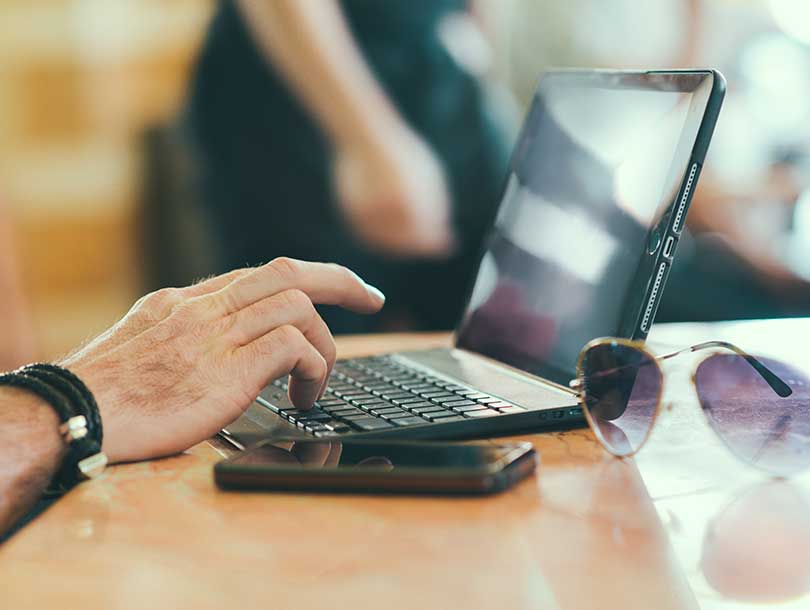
left=681, top=340, right=793, bottom=398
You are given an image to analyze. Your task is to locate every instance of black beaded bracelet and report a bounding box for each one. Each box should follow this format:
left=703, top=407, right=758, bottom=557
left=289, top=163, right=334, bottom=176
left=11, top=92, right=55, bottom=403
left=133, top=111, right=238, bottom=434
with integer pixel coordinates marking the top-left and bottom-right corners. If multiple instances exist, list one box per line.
left=24, top=365, right=103, bottom=449
left=0, top=364, right=107, bottom=493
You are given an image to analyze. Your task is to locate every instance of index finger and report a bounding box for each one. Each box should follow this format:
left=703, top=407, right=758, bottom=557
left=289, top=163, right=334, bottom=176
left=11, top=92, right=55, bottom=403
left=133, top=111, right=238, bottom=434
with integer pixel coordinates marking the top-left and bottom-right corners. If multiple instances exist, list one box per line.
left=211, top=258, right=385, bottom=315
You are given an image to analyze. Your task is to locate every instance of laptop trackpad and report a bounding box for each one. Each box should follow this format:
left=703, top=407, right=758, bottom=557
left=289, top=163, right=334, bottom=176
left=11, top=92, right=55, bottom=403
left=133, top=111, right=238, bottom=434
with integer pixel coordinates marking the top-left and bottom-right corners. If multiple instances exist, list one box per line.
left=394, top=349, right=576, bottom=411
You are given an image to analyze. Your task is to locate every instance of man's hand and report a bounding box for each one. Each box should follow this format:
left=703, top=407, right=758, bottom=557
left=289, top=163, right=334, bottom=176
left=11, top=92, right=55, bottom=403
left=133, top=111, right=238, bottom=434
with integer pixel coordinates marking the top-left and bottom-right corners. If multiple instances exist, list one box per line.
left=332, top=128, right=455, bottom=258
left=59, top=258, right=385, bottom=464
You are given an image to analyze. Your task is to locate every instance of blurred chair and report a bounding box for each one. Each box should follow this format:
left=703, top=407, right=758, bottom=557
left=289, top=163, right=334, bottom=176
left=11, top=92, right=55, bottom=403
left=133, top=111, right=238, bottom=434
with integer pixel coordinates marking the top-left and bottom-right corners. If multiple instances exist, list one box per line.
left=138, top=123, right=217, bottom=294
left=0, top=198, right=37, bottom=370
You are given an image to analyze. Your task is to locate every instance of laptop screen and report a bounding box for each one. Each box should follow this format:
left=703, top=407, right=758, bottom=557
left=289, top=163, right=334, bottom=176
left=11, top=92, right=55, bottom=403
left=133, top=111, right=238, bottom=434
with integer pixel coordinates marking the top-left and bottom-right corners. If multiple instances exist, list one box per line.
left=455, top=71, right=714, bottom=385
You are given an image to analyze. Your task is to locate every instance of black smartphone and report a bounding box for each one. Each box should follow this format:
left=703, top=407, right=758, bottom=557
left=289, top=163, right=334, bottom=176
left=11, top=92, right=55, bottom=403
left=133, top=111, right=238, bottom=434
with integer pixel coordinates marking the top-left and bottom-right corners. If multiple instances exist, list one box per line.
left=214, top=439, right=537, bottom=495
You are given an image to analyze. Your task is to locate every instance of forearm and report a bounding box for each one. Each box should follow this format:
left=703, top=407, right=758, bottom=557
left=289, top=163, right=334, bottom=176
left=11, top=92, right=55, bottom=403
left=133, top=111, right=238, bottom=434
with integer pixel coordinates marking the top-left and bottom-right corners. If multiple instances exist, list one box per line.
left=235, top=0, right=404, bottom=150
left=0, top=388, right=65, bottom=536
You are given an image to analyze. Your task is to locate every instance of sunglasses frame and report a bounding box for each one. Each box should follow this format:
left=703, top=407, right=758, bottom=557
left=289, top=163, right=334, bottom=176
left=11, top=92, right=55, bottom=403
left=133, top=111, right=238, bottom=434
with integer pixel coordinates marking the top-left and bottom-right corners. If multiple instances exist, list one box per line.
left=571, top=337, right=792, bottom=461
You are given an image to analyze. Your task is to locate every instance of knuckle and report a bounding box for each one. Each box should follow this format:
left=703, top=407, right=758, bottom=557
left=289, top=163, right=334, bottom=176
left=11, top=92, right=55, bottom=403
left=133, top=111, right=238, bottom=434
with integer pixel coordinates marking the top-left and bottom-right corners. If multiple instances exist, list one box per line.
left=268, top=257, right=301, bottom=282
left=174, top=296, right=214, bottom=318
left=268, top=325, right=306, bottom=367
left=313, top=352, right=328, bottom=378
left=141, top=287, right=183, bottom=314
left=280, top=288, right=313, bottom=313
left=275, top=324, right=305, bottom=350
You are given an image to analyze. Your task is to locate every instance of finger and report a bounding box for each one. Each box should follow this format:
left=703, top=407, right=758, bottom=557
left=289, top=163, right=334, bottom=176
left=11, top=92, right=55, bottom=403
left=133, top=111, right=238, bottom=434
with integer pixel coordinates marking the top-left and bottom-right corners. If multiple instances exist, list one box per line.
left=356, top=456, right=394, bottom=471
left=237, top=324, right=327, bottom=410
left=225, top=289, right=336, bottom=394
left=291, top=441, right=333, bottom=467
left=323, top=442, right=343, bottom=467
left=208, top=258, right=385, bottom=315
left=181, top=268, right=253, bottom=299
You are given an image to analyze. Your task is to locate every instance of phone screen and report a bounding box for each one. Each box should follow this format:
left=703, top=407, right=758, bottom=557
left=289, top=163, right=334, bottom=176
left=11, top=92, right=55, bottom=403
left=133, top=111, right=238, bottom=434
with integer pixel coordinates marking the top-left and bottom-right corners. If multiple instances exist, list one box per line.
left=225, top=440, right=528, bottom=472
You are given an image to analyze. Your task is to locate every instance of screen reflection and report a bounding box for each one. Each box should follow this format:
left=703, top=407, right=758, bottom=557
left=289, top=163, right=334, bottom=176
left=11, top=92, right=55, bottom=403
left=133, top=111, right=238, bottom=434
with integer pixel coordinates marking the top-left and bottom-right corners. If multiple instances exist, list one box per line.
left=457, top=73, right=703, bottom=383
left=228, top=440, right=515, bottom=471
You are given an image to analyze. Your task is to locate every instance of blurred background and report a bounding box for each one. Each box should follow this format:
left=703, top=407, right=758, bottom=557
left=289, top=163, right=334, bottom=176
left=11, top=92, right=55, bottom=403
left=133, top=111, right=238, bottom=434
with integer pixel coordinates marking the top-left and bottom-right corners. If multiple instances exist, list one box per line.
left=2, top=0, right=810, bottom=367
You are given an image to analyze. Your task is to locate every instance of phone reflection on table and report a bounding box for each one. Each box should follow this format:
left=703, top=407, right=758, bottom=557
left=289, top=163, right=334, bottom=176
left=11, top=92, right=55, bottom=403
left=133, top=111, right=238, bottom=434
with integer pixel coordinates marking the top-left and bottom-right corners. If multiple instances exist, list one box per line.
left=232, top=440, right=393, bottom=471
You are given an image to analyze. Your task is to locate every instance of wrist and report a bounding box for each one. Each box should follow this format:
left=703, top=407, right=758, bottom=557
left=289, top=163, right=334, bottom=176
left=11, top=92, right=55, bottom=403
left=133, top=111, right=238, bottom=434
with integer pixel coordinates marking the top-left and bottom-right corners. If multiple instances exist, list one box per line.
left=64, top=362, right=123, bottom=464
left=1, top=364, right=108, bottom=488
left=0, top=387, right=66, bottom=464
left=331, top=106, right=411, bottom=158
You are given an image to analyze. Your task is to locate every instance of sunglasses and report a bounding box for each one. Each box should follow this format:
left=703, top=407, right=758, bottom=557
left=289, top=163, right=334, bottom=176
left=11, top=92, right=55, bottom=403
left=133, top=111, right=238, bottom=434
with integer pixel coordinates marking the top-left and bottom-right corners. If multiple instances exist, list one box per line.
left=570, top=338, right=810, bottom=477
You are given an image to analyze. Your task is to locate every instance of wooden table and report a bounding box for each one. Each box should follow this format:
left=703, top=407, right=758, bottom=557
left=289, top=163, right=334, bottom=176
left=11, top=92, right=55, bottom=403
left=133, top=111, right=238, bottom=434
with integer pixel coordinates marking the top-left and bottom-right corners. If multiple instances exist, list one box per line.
left=3, top=321, right=810, bottom=610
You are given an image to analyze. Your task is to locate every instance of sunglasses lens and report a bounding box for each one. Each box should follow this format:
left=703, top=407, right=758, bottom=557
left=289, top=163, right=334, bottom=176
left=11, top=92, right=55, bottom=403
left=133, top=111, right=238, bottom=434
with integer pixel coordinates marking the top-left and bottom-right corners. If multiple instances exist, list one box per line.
left=695, top=354, right=810, bottom=476
left=581, top=343, right=662, bottom=456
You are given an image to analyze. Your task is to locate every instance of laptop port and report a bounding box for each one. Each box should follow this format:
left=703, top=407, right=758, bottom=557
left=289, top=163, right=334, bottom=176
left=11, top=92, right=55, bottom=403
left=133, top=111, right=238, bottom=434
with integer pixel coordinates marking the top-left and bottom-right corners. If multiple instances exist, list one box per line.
left=663, top=236, right=675, bottom=259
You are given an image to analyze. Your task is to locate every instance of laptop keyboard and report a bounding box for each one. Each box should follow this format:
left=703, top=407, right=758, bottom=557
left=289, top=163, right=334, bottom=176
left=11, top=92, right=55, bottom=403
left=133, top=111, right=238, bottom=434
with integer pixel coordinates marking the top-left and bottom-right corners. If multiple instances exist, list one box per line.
left=264, top=355, right=527, bottom=437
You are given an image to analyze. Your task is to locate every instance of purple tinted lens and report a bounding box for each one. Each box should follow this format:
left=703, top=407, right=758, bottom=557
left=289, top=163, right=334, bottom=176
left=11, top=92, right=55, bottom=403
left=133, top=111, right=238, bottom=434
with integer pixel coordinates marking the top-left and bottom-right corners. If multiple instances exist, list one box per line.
left=581, top=343, right=662, bottom=456
left=695, top=354, right=810, bottom=476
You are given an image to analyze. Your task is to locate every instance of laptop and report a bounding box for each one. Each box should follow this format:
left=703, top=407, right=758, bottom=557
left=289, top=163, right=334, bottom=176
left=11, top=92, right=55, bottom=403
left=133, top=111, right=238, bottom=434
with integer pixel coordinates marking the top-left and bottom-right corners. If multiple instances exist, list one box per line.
left=221, top=69, right=726, bottom=449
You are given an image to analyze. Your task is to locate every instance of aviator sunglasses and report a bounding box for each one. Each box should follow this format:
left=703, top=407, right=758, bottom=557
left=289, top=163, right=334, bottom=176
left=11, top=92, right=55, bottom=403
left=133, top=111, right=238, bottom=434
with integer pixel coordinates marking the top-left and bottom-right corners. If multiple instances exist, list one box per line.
left=569, top=338, right=810, bottom=476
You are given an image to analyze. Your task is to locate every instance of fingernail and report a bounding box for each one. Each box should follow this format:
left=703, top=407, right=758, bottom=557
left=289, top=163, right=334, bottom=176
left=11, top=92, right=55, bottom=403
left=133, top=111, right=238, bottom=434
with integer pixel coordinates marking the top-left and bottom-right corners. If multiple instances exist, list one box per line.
left=365, top=283, right=386, bottom=303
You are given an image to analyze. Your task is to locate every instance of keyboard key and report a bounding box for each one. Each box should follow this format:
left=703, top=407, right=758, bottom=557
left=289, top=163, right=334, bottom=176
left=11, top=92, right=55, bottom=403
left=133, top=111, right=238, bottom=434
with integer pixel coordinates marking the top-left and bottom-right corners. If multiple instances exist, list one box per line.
left=451, top=404, right=488, bottom=413
left=350, top=418, right=394, bottom=431
left=391, top=397, right=424, bottom=406
left=382, top=411, right=416, bottom=421
left=476, top=397, right=502, bottom=405
left=384, top=410, right=421, bottom=419
left=295, top=412, right=331, bottom=422
left=431, top=415, right=465, bottom=423
left=424, top=410, right=456, bottom=421
left=420, top=391, right=454, bottom=399
left=391, top=416, right=427, bottom=427
left=400, top=384, right=434, bottom=392
left=352, top=399, right=387, bottom=409
left=411, top=404, right=446, bottom=414
left=278, top=405, right=304, bottom=413
left=341, top=413, right=376, bottom=422
left=370, top=406, right=406, bottom=416
left=463, top=409, right=500, bottom=418
left=342, top=393, right=377, bottom=402
left=463, top=392, right=493, bottom=400
left=442, top=384, right=468, bottom=392
left=381, top=392, right=413, bottom=401
left=364, top=384, right=395, bottom=393
left=498, top=406, right=527, bottom=414
left=328, top=407, right=364, bottom=417
left=487, top=401, right=515, bottom=409
left=443, top=399, right=477, bottom=408
left=316, top=399, right=350, bottom=408
left=432, top=395, right=467, bottom=404
left=403, top=401, right=434, bottom=409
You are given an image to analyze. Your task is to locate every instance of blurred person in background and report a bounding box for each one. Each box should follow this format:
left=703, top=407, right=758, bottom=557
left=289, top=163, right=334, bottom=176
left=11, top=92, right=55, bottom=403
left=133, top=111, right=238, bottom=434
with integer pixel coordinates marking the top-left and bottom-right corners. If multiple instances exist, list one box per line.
left=496, top=0, right=810, bottom=320
left=186, top=0, right=514, bottom=334
left=0, top=198, right=36, bottom=370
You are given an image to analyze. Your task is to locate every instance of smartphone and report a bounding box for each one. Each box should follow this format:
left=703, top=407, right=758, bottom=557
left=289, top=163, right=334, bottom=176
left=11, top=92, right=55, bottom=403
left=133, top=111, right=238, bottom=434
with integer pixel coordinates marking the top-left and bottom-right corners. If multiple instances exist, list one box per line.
left=214, top=439, right=537, bottom=495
